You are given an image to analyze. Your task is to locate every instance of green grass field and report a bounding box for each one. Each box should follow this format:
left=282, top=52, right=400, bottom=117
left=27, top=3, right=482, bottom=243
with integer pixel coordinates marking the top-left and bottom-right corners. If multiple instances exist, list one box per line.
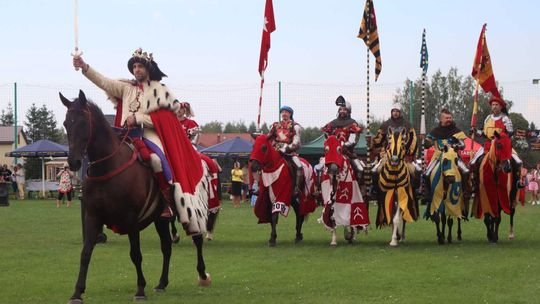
left=1, top=198, right=539, bottom=304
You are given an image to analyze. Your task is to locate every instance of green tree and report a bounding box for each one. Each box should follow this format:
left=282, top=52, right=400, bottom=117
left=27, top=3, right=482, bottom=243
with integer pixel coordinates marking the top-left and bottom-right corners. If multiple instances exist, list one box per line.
left=201, top=121, right=223, bottom=133
left=24, top=104, right=62, bottom=143
left=260, top=122, right=270, bottom=134
left=301, top=127, right=322, bottom=144
left=24, top=104, right=63, bottom=179
left=509, top=113, right=529, bottom=131
left=393, top=68, right=510, bottom=133
left=530, top=122, right=537, bottom=130
left=0, top=102, right=14, bottom=126
left=248, top=122, right=257, bottom=133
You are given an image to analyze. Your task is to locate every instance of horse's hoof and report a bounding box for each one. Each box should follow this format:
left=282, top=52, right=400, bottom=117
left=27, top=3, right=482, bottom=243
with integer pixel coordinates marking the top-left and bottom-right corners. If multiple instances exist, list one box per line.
left=68, top=299, right=83, bottom=304
left=457, top=236, right=462, bottom=241
left=508, top=233, right=515, bottom=240
left=437, top=239, right=445, bottom=245
left=172, top=234, right=180, bottom=244
left=389, top=240, right=398, bottom=247
left=330, top=241, right=337, bottom=247
left=206, top=232, right=213, bottom=241
left=133, top=295, right=147, bottom=301
left=268, top=239, right=276, bottom=247
left=198, top=273, right=212, bottom=287
left=294, top=233, right=303, bottom=244
left=153, top=284, right=166, bottom=292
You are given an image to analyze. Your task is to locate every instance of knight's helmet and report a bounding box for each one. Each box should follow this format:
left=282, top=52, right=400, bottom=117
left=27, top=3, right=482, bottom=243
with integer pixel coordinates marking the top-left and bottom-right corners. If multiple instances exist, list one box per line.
left=391, top=103, right=403, bottom=116
left=335, top=95, right=352, bottom=119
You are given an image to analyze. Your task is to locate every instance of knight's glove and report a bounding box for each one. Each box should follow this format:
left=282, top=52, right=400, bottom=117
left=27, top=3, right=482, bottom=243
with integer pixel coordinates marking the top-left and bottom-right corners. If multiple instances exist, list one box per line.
left=343, top=141, right=355, bottom=148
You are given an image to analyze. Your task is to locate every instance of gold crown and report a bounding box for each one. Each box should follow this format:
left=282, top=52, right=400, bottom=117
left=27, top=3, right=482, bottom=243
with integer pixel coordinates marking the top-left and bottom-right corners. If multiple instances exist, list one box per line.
left=131, top=47, right=153, bottom=62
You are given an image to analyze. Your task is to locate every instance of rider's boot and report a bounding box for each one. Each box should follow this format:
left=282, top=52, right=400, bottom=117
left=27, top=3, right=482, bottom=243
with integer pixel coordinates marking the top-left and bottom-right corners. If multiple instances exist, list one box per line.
left=155, top=172, right=174, bottom=218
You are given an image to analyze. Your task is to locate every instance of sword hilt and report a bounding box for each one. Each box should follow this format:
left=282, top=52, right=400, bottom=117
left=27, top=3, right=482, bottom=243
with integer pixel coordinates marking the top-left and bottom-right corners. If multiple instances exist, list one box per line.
left=71, top=48, right=83, bottom=71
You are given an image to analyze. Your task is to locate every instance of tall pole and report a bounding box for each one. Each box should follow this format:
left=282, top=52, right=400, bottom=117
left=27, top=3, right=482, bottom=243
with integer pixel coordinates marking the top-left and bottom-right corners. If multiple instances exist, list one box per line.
left=278, top=81, right=282, bottom=122
left=257, top=76, right=264, bottom=131
left=364, top=0, right=373, bottom=191
left=470, top=25, right=486, bottom=151
left=409, top=82, right=414, bottom=125
left=13, top=82, right=18, bottom=165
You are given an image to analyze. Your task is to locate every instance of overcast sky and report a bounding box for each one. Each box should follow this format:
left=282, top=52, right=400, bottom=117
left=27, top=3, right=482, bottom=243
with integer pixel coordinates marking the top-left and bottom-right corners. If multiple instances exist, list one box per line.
left=1, top=0, right=539, bottom=127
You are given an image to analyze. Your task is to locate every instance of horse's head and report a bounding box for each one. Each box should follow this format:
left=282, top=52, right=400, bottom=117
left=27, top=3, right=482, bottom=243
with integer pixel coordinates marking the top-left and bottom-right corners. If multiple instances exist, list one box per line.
left=492, top=131, right=513, bottom=173
left=386, top=126, right=407, bottom=167
left=323, top=135, right=344, bottom=176
left=440, top=145, right=459, bottom=185
left=60, top=90, right=91, bottom=171
left=249, top=134, right=279, bottom=172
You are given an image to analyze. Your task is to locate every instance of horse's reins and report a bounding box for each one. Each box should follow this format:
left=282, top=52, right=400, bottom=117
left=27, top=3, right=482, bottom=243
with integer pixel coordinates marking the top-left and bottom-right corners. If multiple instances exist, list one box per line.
left=72, top=106, right=137, bottom=182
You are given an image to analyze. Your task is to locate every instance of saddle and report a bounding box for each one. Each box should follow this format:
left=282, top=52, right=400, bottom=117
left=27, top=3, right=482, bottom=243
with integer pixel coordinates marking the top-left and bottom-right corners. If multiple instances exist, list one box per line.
left=281, top=154, right=304, bottom=197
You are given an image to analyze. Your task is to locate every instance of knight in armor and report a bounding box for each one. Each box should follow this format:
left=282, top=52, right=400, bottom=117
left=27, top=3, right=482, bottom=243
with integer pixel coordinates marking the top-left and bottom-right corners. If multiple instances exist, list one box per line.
left=73, top=48, right=207, bottom=234
left=267, top=106, right=303, bottom=193
left=370, top=103, right=419, bottom=174
left=470, top=96, right=523, bottom=168
left=424, top=109, right=471, bottom=197
left=177, top=102, right=201, bottom=146
left=322, top=95, right=364, bottom=179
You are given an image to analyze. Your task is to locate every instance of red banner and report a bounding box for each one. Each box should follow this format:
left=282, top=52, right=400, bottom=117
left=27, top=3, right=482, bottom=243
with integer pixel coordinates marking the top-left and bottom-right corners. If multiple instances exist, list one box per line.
left=258, top=0, right=276, bottom=77
left=471, top=24, right=500, bottom=98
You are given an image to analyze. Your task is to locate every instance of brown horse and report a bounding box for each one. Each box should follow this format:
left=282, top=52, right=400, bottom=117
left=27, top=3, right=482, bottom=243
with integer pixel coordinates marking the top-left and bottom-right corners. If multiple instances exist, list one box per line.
left=61, top=90, right=210, bottom=304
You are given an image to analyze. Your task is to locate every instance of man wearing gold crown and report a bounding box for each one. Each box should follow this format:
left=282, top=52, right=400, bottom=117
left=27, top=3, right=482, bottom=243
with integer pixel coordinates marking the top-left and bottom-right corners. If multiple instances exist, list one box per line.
left=73, top=49, right=208, bottom=235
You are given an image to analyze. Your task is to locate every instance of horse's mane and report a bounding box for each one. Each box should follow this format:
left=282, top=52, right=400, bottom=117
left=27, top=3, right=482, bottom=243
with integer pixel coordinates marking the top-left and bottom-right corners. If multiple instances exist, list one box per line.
left=73, top=98, right=115, bottom=138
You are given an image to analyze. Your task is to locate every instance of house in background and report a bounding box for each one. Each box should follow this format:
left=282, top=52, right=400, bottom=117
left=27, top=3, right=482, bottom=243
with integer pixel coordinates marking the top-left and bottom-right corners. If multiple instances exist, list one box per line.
left=0, top=126, right=27, bottom=165
left=198, top=133, right=254, bottom=148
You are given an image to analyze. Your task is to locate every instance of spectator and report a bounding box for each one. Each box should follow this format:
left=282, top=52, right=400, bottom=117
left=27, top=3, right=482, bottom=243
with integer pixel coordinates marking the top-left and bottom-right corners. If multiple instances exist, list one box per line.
left=241, top=162, right=250, bottom=202
left=230, top=161, right=243, bottom=208
left=14, top=164, right=25, bottom=200
left=519, top=167, right=528, bottom=206
left=0, top=164, right=12, bottom=182
left=11, top=165, right=18, bottom=194
left=56, top=164, right=74, bottom=208
left=250, top=171, right=261, bottom=207
left=527, top=165, right=539, bottom=205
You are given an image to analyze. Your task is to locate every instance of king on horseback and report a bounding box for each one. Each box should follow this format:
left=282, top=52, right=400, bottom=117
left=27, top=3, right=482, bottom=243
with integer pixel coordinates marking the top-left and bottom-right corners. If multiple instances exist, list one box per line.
left=73, top=48, right=208, bottom=236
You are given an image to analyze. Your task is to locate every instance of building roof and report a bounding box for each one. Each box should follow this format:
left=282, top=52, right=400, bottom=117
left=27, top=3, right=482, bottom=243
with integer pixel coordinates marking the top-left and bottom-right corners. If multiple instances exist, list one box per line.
left=0, top=126, right=25, bottom=144
left=198, top=133, right=253, bottom=148
left=200, top=136, right=253, bottom=158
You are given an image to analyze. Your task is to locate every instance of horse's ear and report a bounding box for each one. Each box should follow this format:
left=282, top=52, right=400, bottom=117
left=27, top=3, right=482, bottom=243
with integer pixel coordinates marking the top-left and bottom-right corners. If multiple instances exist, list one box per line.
left=78, top=90, right=87, bottom=105
left=59, top=92, right=71, bottom=108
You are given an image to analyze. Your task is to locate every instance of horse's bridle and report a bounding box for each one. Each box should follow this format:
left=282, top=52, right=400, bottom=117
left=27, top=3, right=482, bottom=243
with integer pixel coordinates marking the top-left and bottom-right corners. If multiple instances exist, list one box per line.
left=69, top=106, right=132, bottom=179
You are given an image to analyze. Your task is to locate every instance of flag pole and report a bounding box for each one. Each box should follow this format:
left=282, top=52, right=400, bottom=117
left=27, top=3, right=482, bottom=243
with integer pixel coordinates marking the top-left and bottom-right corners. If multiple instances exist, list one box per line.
left=257, top=75, right=264, bottom=131
left=470, top=24, right=487, bottom=151
left=420, top=29, right=427, bottom=176
left=364, top=0, right=373, bottom=190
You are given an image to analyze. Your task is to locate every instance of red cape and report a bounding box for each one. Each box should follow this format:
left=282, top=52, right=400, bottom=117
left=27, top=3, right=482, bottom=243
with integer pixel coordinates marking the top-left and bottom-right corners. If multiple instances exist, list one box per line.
left=150, top=109, right=203, bottom=194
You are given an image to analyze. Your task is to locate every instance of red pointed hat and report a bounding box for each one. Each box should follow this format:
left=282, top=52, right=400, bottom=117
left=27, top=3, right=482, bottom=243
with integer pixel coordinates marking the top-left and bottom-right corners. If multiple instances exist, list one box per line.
left=488, top=95, right=506, bottom=108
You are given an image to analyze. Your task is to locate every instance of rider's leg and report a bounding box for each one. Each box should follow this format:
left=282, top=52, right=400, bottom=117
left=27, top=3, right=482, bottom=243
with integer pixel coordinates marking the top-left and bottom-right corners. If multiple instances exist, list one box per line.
left=423, top=158, right=439, bottom=198
left=350, top=158, right=364, bottom=180
left=292, top=156, right=303, bottom=194
left=150, top=153, right=173, bottom=217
